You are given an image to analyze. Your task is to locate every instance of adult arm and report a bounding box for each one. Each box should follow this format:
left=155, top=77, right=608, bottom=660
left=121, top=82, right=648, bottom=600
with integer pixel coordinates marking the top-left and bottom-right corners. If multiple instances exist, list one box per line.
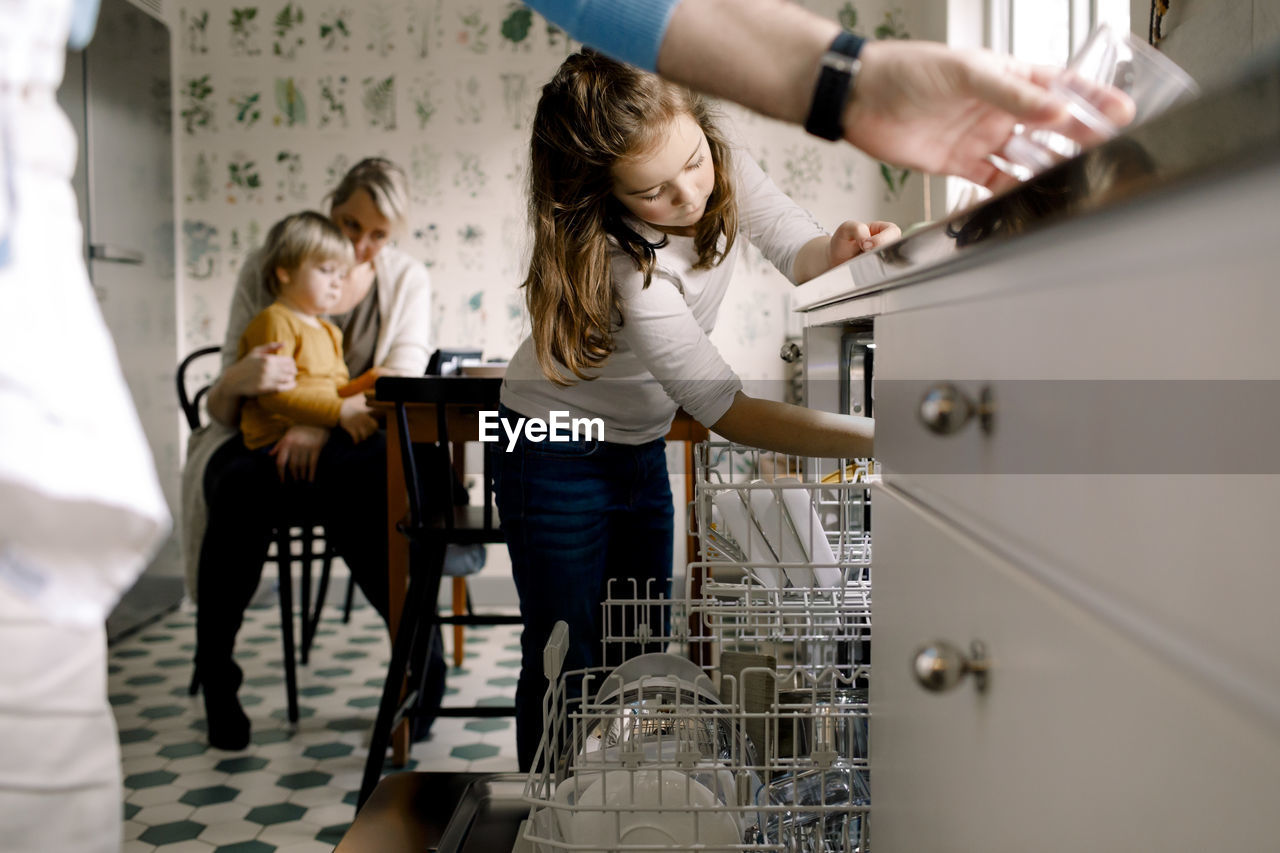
left=375, top=253, right=434, bottom=376
left=661, top=1, right=1068, bottom=189
left=205, top=343, right=298, bottom=425
left=239, top=313, right=343, bottom=428
left=239, top=313, right=377, bottom=462
left=530, top=0, right=1070, bottom=191
left=524, top=0, right=677, bottom=71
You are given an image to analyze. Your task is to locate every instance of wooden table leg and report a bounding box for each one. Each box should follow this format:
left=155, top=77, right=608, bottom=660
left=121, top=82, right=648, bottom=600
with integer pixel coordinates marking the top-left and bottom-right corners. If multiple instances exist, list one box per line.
left=683, top=439, right=710, bottom=666
left=451, top=578, right=466, bottom=668
left=385, top=421, right=411, bottom=766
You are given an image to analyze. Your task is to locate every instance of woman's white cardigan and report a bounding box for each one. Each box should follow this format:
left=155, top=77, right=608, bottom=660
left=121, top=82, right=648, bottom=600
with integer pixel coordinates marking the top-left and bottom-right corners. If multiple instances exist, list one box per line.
left=179, top=246, right=432, bottom=600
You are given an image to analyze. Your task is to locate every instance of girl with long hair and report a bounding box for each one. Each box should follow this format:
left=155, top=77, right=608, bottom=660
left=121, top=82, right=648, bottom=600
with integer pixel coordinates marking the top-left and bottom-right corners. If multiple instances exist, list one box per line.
left=495, top=50, right=897, bottom=769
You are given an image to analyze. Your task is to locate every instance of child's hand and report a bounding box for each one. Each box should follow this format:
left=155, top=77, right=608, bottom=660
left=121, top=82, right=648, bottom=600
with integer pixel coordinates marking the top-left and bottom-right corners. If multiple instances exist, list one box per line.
left=827, top=220, right=902, bottom=268
left=270, top=424, right=329, bottom=482
left=339, top=394, right=378, bottom=443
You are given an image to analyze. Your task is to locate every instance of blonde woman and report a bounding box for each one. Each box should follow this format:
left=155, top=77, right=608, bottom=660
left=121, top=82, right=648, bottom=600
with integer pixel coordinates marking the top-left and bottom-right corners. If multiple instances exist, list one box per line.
left=182, top=159, right=439, bottom=750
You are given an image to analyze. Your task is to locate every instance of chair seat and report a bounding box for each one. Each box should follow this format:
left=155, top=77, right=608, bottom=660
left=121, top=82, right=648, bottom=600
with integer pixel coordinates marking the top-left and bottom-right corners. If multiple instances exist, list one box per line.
left=398, top=505, right=504, bottom=546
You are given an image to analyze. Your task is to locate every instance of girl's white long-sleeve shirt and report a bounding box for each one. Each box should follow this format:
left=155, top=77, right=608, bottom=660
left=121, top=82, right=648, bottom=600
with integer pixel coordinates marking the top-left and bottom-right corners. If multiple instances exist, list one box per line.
left=500, top=151, right=826, bottom=444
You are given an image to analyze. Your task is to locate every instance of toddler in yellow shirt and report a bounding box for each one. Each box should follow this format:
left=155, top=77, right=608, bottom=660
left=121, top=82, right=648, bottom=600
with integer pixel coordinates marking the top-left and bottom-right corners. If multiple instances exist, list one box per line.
left=238, top=211, right=376, bottom=450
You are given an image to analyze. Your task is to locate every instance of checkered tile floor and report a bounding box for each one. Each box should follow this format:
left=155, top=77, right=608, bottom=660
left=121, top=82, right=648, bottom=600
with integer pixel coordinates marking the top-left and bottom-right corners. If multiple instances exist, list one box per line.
left=109, top=581, right=521, bottom=852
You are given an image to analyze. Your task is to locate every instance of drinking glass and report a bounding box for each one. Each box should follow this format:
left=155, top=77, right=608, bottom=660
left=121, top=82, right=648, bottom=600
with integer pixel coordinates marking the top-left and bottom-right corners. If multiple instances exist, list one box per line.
left=997, top=23, right=1199, bottom=177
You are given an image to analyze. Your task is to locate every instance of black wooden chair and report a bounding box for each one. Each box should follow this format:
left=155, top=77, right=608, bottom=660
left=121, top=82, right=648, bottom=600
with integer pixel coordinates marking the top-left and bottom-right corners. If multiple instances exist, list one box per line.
left=178, top=345, right=353, bottom=723
left=357, top=375, right=520, bottom=811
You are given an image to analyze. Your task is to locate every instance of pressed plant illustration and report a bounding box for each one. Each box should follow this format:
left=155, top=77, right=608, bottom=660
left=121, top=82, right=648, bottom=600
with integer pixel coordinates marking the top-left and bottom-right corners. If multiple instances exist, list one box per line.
left=183, top=220, right=220, bottom=279
left=453, top=152, right=487, bottom=198
left=874, top=8, right=910, bottom=40
left=229, top=7, right=262, bottom=56
left=366, top=3, right=396, bottom=57
left=412, top=222, right=440, bottom=267
left=318, top=7, right=351, bottom=52
left=837, top=2, right=857, bottom=31
left=226, top=155, right=262, bottom=203
left=411, top=77, right=438, bottom=129
left=182, top=9, right=210, bottom=54
left=272, top=3, right=305, bottom=58
left=457, top=224, right=486, bottom=273
left=274, top=77, right=306, bottom=126
left=230, top=90, right=262, bottom=129
left=325, top=154, right=351, bottom=189
left=317, top=75, right=348, bottom=129
left=879, top=163, right=912, bottom=200
left=500, top=72, right=529, bottom=129
left=781, top=145, right=823, bottom=201
left=454, top=75, right=483, bottom=124
left=457, top=8, right=489, bottom=53
left=410, top=143, right=442, bottom=203
left=500, top=3, right=533, bottom=49
left=362, top=76, right=396, bottom=129
left=275, top=151, right=307, bottom=202
left=181, top=75, right=215, bottom=134
left=407, top=0, right=443, bottom=58
left=187, top=152, right=214, bottom=203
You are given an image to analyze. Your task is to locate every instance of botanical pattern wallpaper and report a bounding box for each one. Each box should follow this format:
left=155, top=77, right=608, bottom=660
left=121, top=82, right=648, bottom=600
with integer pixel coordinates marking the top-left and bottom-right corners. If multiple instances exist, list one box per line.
left=174, top=0, right=921, bottom=383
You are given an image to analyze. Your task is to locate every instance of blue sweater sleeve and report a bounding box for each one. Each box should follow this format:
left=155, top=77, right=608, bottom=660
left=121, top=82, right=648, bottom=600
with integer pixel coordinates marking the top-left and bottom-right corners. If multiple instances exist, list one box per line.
left=525, top=0, right=679, bottom=71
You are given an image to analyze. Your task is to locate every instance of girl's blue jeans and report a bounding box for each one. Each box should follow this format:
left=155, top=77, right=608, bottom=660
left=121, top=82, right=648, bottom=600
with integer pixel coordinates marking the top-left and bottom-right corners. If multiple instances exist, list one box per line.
left=490, top=405, right=673, bottom=771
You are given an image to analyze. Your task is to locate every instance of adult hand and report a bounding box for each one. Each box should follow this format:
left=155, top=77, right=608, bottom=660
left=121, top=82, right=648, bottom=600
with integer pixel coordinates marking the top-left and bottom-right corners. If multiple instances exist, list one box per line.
left=845, top=41, right=1089, bottom=190
left=229, top=342, right=297, bottom=396
left=828, top=220, right=901, bottom=268
left=338, top=395, right=378, bottom=444
left=270, top=423, right=329, bottom=482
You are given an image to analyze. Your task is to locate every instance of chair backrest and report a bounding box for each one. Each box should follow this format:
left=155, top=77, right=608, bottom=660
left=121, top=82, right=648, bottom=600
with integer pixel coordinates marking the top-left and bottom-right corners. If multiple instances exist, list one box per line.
left=177, top=345, right=223, bottom=430
left=374, top=375, right=503, bottom=540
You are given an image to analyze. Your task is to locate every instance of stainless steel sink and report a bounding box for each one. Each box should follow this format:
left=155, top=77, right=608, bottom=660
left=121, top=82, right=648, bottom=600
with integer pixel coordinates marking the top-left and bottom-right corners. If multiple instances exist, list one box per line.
left=436, top=774, right=530, bottom=853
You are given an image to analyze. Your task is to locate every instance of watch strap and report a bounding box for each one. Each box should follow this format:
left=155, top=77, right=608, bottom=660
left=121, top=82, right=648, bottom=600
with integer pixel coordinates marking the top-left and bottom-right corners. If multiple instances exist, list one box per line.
left=804, top=32, right=865, bottom=141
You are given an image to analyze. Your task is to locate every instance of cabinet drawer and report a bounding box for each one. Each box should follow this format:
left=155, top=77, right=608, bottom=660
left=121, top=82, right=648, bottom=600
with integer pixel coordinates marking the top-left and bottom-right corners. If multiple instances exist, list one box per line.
left=871, top=485, right=1280, bottom=852
left=870, top=176, right=1280, bottom=719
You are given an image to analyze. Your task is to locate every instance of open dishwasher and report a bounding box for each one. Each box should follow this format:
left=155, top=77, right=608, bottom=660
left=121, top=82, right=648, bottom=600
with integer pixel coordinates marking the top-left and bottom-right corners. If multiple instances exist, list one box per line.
left=520, top=441, right=875, bottom=852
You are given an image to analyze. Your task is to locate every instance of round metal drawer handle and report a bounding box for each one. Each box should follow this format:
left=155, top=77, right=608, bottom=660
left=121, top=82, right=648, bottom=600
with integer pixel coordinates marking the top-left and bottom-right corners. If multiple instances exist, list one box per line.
left=918, top=383, right=995, bottom=435
left=779, top=341, right=803, bottom=363
left=912, top=639, right=990, bottom=693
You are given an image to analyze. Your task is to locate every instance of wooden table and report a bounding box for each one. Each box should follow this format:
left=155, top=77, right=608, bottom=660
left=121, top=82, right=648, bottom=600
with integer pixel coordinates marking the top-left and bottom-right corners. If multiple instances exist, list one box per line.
left=373, top=394, right=709, bottom=764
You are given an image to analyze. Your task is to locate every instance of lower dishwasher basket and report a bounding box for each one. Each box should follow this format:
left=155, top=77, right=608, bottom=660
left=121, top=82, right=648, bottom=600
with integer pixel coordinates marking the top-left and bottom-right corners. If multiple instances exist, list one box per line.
left=519, top=578, right=872, bottom=852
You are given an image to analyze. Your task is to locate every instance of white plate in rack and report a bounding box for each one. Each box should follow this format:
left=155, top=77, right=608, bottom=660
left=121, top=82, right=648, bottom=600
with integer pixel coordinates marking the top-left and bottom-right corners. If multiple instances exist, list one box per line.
left=773, top=480, right=840, bottom=587
left=711, top=489, right=786, bottom=589
left=568, top=769, right=740, bottom=850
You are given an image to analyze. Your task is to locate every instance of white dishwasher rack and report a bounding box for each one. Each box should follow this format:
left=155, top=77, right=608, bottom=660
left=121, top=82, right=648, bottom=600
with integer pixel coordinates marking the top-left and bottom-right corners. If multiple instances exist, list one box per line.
left=520, top=443, right=874, bottom=853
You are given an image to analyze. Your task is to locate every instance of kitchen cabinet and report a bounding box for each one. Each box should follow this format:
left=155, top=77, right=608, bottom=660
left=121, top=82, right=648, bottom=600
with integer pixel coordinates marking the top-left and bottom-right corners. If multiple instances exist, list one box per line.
left=871, top=486, right=1280, bottom=852
left=796, top=55, right=1280, bottom=849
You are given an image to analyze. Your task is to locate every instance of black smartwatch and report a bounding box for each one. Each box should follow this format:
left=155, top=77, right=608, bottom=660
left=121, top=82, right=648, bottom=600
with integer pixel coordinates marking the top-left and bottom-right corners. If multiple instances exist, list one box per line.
left=804, top=32, right=866, bottom=141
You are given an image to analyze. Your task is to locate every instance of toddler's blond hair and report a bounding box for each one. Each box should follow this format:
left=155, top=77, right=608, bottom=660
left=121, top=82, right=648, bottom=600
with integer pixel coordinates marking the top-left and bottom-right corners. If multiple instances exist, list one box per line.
left=262, top=211, right=354, bottom=297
